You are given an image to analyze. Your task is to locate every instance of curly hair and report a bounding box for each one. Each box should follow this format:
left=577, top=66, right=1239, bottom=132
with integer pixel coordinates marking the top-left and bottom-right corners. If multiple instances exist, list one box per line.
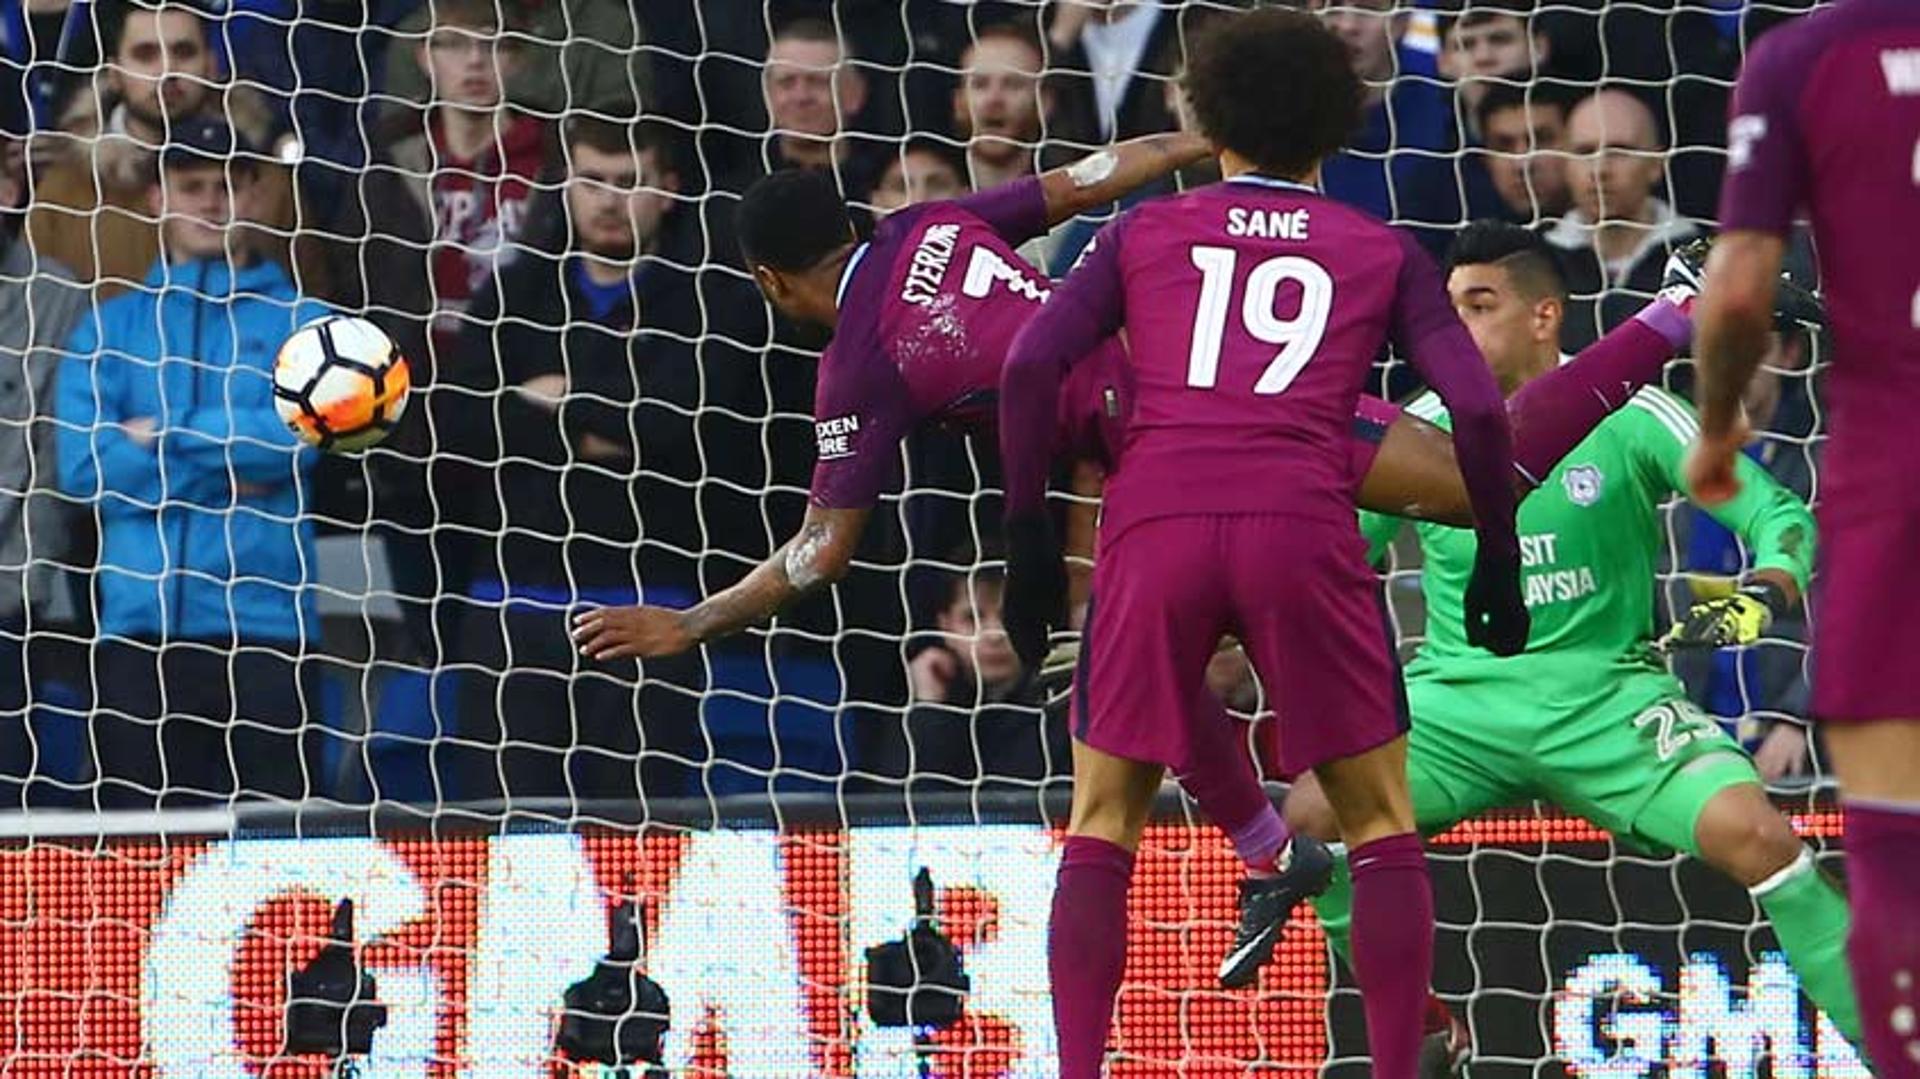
left=1180, top=8, right=1363, bottom=179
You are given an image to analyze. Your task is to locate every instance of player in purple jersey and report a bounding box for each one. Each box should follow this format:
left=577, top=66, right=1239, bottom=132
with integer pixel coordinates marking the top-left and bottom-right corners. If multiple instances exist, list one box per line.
left=1689, top=0, right=1920, bottom=1069
left=997, top=12, right=1524, bottom=1077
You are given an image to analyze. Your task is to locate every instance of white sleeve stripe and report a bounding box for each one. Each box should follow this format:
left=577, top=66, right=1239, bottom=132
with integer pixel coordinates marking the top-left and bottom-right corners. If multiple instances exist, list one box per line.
left=1629, top=389, right=1699, bottom=445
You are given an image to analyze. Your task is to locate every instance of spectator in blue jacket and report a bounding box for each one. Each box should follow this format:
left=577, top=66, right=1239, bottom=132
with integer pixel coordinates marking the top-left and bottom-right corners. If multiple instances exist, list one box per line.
left=54, top=115, right=328, bottom=810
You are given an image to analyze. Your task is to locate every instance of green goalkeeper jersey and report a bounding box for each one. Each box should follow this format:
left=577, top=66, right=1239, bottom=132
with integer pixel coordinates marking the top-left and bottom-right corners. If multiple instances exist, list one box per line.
left=1361, top=386, right=1815, bottom=694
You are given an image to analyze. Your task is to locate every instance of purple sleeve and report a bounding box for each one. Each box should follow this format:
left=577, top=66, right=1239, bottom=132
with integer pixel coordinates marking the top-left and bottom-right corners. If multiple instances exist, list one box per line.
left=807, top=341, right=915, bottom=510
left=952, top=175, right=1050, bottom=249
left=1718, top=33, right=1808, bottom=236
left=1388, top=231, right=1519, bottom=558
left=1000, top=220, right=1127, bottom=515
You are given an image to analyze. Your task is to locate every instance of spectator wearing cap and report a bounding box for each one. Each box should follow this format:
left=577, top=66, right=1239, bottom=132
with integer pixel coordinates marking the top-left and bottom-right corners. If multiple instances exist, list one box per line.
left=0, top=134, right=87, bottom=807
left=1544, top=88, right=1702, bottom=350
left=1475, top=82, right=1577, bottom=226
left=27, top=2, right=304, bottom=295
left=53, top=115, right=329, bottom=809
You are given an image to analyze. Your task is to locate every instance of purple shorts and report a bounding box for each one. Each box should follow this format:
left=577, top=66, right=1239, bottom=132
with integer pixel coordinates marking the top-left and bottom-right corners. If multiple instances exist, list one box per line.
left=1071, top=513, right=1406, bottom=774
left=1055, top=343, right=1405, bottom=489
left=1812, top=501, right=1920, bottom=722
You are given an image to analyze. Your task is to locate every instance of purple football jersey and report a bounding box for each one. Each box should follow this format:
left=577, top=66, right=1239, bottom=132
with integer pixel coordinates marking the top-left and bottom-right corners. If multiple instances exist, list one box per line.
left=1720, top=0, right=1920, bottom=513
left=807, top=177, right=1053, bottom=509
left=1001, top=175, right=1516, bottom=552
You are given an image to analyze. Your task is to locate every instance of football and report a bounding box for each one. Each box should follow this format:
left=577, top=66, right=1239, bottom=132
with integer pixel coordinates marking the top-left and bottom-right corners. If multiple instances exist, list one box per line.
left=272, top=315, right=412, bottom=452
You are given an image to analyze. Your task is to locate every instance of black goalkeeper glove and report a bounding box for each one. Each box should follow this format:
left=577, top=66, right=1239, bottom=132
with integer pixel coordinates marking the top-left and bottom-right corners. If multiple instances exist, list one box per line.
left=1464, top=546, right=1530, bottom=657
left=1003, top=512, right=1068, bottom=670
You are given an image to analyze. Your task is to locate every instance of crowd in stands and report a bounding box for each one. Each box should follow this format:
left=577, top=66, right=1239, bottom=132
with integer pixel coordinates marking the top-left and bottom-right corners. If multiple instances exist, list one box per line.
left=0, top=0, right=1825, bottom=813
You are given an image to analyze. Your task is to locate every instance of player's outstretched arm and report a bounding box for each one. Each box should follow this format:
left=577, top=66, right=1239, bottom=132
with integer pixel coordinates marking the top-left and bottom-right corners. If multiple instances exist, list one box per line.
left=1036, top=133, right=1213, bottom=229
left=572, top=505, right=870, bottom=660
left=1690, top=231, right=1785, bottom=505
left=1387, top=234, right=1528, bottom=654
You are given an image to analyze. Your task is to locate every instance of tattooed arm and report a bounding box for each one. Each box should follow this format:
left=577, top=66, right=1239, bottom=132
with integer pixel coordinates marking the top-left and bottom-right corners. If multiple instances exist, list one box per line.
left=572, top=505, right=870, bottom=660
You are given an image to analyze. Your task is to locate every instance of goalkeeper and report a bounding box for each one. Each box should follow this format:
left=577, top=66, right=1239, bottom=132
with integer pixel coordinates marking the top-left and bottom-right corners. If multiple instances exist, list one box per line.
left=1278, top=221, right=1863, bottom=1052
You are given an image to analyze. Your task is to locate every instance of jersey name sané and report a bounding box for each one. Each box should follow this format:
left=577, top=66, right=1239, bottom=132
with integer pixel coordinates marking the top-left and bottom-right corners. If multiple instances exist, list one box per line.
left=1224, top=206, right=1312, bottom=240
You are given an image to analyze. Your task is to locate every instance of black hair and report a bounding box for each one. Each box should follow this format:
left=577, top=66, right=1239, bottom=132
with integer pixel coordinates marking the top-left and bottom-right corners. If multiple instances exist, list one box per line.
left=1435, top=0, right=1539, bottom=42
left=1181, top=9, right=1360, bottom=179
left=1447, top=219, right=1568, bottom=301
left=1473, top=80, right=1579, bottom=136
left=98, top=0, right=212, bottom=60
left=737, top=167, right=856, bottom=272
left=564, top=116, right=683, bottom=175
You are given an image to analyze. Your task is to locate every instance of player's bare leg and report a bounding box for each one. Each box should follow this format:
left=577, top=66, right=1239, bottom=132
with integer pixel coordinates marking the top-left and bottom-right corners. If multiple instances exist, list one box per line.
left=1823, top=720, right=1920, bottom=1068
left=1314, top=738, right=1430, bottom=1079
left=1052, top=739, right=1163, bottom=1079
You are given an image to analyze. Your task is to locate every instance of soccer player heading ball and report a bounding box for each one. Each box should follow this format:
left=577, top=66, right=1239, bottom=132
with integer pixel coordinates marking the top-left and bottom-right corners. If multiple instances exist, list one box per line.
left=997, top=9, right=1526, bottom=1076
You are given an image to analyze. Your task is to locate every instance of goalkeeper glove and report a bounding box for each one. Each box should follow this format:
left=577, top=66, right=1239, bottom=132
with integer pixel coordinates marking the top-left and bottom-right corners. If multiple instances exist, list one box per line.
left=1659, top=578, right=1790, bottom=651
left=1032, top=635, right=1080, bottom=711
left=1002, top=512, right=1068, bottom=669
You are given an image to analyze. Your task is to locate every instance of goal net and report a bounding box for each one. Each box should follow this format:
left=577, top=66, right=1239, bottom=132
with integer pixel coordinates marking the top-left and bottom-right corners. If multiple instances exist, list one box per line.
left=0, top=0, right=1853, bottom=1073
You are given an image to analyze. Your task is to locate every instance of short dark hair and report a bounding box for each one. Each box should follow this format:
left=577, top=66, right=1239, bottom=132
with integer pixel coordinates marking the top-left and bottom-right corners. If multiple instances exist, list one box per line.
left=1473, top=80, right=1579, bottom=135
left=737, top=168, right=855, bottom=272
left=1181, top=9, right=1360, bottom=179
left=430, top=0, right=532, bottom=33
left=1436, top=0, right=1539, bottom=41
left=564, top=116, right=680, bottom=172
left=1447, top=220, right=1568, bottom=301
left=100, top=0, right=211, bottom=59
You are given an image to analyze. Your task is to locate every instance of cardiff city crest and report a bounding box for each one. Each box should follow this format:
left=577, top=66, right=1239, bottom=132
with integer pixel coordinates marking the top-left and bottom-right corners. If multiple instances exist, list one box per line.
left=1563, top=464, right=1604, bottom=507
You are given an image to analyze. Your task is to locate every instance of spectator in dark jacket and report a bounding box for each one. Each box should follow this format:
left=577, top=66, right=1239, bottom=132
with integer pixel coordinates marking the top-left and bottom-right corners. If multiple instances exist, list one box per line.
left=1544, top=89, right=1702, bottom=351
left=429, top=117, right=771, bottom=810
left=878, top=555, right=1065, bottom=793
left=54, top=116, right=328, bottom=809
left=0, top=135, right=86, bottom=807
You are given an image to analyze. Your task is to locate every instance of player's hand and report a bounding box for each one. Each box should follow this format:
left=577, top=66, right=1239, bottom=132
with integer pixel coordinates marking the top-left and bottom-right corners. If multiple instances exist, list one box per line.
left=1659, top=591, right=1774, bottom=651
left=1464, top=547, right=1530, bottom=657
left=1003, top=512, right=1068, bottom=669
left=1032, top=635, right=1081, bottom=710
left=1753, top=723, right=1811, bottom=782
left=1659, top=578, right=1787, bottom=652
left=571, top=605, right=696, bottom=660
left=1684, top=426, right=1749, bottom=506
left=908, top=646, right=960, bottom=702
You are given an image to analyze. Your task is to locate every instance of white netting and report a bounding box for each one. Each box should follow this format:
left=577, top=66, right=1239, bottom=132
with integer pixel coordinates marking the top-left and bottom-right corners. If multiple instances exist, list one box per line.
left=0, top=0, right=1854, bottom=1073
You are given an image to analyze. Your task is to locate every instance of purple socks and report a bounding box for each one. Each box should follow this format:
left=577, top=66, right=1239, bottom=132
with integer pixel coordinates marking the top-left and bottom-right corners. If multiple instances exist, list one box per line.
left=1350, top=832, right=1435, bottom=1079
left=1846, top=801, right=1920, bottom=1076
left=1177, top=696, right=1290, bottom=872
left=1050, top=835, right=1136, bottom=1078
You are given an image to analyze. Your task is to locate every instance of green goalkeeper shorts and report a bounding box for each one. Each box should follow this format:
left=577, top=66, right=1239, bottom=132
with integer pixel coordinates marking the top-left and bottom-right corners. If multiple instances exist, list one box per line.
left=1401, top=665, right=1763, bottom=857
